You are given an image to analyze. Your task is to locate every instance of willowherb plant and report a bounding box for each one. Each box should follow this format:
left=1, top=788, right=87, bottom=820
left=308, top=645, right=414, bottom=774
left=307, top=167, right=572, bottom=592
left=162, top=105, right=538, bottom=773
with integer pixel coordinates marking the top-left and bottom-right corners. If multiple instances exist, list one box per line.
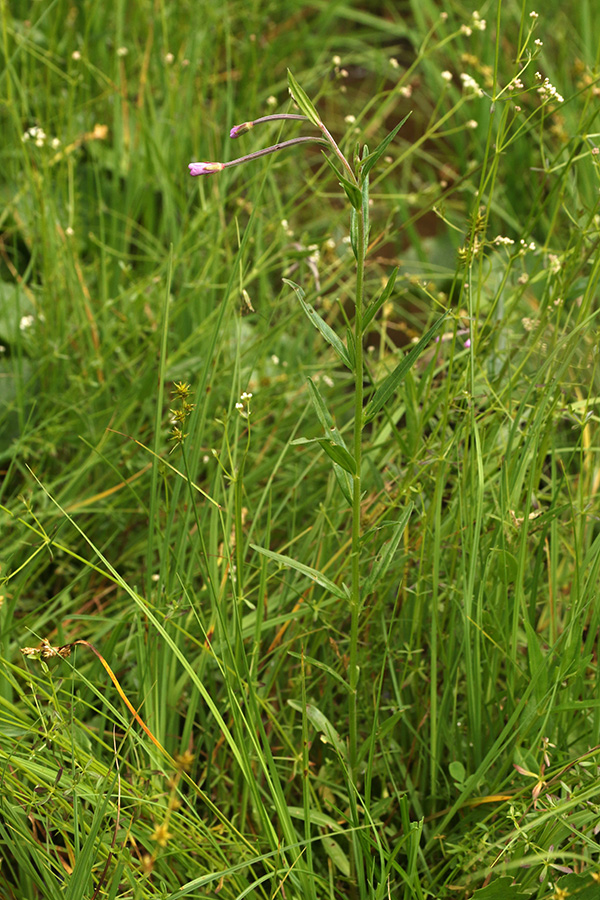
left=189, top=68, right=448, bottom=892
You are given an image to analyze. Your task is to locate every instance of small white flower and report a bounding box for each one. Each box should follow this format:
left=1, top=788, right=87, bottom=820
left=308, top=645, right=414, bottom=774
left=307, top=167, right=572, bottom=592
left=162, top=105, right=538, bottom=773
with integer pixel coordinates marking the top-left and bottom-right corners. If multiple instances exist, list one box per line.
left=65, top=226, right=74, bottom=237
left=530, top=10, right=539, bottom=18
left=399, top=84, right=412, bottom=97
left=466, top=119, right=478, bottom=129
left=266, top=95, right=277, bottom=107
left=164, top=52, right=174, bottom=65
left=332, top=55, right=341, bottom=66
left=461, top=24, right=473, bottom=36
left=20, top=315, right=35, bottom=330
left=116, top=46, right=128, bottom=57
left=344, top=115, right=356, bottom=124
left=72, top=50, right=81, bottom=60
left=271, top=354, right=280, bottom=365
left=389, top=57, right=399, bottom=69
left=441, top=70, right=453, bottom=83
left=51, top=137, right=61, bottom=149
left=460, top=73, right=483, bottom=96
left=534, top=39, right=543, bottom=47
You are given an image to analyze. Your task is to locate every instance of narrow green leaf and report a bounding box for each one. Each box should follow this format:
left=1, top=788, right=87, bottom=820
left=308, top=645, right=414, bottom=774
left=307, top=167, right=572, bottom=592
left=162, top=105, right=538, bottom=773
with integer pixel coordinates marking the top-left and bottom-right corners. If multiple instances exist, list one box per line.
left=361, top=173, right=370, bottom=247
left=362, top=267, right=399, bottom=332
left=341, top=180, right=363, bottom=209
left=306, top=377, right=337, bottom=432
left=286, top=806, right=346, bottom=831
left=363, top=310, right=449, bottom=422
left=288, top=699, right=347, bottom=757
left=317, top=439, right=356, bottom=474
left=283, top=278, right=352, bottom=369
left=345, top=325, right=356, bottom=368
left=320, top=149, right=344, bottom=181
left=363, top=502, right=413, bottom=595
left=287, top=69, right=321, bottom=128
left=287, top=652, right=350, bottom=691
left=321, top=836, right=351, bottom=876
left=350, top=207, right=358, bottom=260
left=320, top=151, right=361, bottom=207
left=251, top=544, right=346, bottom=599
left=303, top=379, right=354, bottom=503
left=360, top=112, right=412, bottom=179
left=286, top=808, right=350, bottom=875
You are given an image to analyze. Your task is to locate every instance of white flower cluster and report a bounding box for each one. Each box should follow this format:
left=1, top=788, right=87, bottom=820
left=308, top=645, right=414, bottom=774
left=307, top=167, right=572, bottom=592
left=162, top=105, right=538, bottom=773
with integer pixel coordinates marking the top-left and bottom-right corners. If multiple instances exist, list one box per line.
left=535, top=72, right=564, bottom=103
left=22, top=125, right=46, bottom=147
left=471, top=11, right=486, bottom=31
left=22, top=125, right=61, bottom=149
left=493, top=235, right=515, bottom=246
left=236, top=391, right=253, bottom=416
left=548, top=253, right=561, bottom=274
left=460, top=73, right=483, bottom=97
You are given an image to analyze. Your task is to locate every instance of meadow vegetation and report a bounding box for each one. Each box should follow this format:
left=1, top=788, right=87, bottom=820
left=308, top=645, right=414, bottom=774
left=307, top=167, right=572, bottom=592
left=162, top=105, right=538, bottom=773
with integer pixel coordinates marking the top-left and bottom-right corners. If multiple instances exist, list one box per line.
left=1, top=1, right=600, bottom=898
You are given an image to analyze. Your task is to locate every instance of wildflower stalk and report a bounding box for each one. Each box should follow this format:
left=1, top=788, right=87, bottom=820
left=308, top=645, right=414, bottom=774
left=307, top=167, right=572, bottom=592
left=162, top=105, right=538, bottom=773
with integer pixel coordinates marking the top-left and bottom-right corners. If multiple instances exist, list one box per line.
left=188, top=74, right=420, bottom=896
left=348, top=186, right=367, bottom=898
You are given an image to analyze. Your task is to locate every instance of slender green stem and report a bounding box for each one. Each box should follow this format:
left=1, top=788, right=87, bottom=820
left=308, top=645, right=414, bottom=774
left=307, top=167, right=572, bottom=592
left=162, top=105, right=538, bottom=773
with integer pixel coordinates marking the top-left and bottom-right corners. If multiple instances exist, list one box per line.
left=348, top=193, right=366, bottom=898
left=349, top=203, right=365, bottom=778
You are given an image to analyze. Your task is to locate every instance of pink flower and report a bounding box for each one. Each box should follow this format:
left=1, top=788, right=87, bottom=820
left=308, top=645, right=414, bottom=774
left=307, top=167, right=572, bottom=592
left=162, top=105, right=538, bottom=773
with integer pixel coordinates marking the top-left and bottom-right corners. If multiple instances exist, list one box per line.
left=230, top=121, right=253, bottom=139
left=188, top=162, right=225, bottom=176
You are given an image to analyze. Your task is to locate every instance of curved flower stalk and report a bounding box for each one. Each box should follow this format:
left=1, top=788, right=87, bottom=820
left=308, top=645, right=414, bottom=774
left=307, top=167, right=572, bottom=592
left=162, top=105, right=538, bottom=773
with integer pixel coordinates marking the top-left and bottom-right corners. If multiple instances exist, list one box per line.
left=189, top=136, right=330, bottom=177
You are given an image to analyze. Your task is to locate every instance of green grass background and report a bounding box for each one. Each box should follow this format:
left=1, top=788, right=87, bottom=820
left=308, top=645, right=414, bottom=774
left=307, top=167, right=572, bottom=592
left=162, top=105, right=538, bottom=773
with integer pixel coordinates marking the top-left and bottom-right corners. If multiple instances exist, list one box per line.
left=1, top=0, right=600, bottom=898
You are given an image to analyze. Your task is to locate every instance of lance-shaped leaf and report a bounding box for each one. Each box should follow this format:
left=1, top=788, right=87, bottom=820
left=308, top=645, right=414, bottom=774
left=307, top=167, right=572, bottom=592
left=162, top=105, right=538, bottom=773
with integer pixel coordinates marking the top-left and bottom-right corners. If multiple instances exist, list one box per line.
left=321, top=152, right=362, bottom=208
left=287, top=69, right=321, bottom=128
left=360, top=112, right=412, bottom=179
left=317, top=439, right=356, bottom=474
left=305, top=378, right=354, bottom=502
left=363, top=502, right=414, bottom=595
left=251, top=544, right=346, bottom=599
left=283, top=278, right=352, bottom=370
left=288, top=699, right=347, bottom=758
left=363, top=310, right=449, bottom=422
left=362, top=267, right=399, bottom=333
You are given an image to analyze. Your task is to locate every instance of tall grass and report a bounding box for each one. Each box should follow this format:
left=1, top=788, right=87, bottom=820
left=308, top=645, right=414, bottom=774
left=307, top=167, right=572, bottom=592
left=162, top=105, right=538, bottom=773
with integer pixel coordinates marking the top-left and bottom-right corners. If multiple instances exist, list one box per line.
left=1, top=1, right=600, bottom=898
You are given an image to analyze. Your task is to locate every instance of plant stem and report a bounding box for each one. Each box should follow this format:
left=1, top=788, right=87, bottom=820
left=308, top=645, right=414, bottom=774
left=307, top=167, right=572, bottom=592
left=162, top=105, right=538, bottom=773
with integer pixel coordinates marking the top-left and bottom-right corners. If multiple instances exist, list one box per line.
left=348, top=192, right=367, bottom=897
left=349, top=202, right=365, bottom=779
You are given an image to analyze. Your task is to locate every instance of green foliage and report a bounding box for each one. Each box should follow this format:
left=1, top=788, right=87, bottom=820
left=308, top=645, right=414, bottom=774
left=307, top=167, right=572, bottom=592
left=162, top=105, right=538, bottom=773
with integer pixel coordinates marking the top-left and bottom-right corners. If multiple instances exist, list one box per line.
left=1, top=1, right=600, bottom=899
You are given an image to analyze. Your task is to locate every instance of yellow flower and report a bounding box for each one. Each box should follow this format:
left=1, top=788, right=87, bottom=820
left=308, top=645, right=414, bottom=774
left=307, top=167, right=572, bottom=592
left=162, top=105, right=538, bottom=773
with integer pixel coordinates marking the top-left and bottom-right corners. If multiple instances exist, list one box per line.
left=150, top=823, right=173, bottom=847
